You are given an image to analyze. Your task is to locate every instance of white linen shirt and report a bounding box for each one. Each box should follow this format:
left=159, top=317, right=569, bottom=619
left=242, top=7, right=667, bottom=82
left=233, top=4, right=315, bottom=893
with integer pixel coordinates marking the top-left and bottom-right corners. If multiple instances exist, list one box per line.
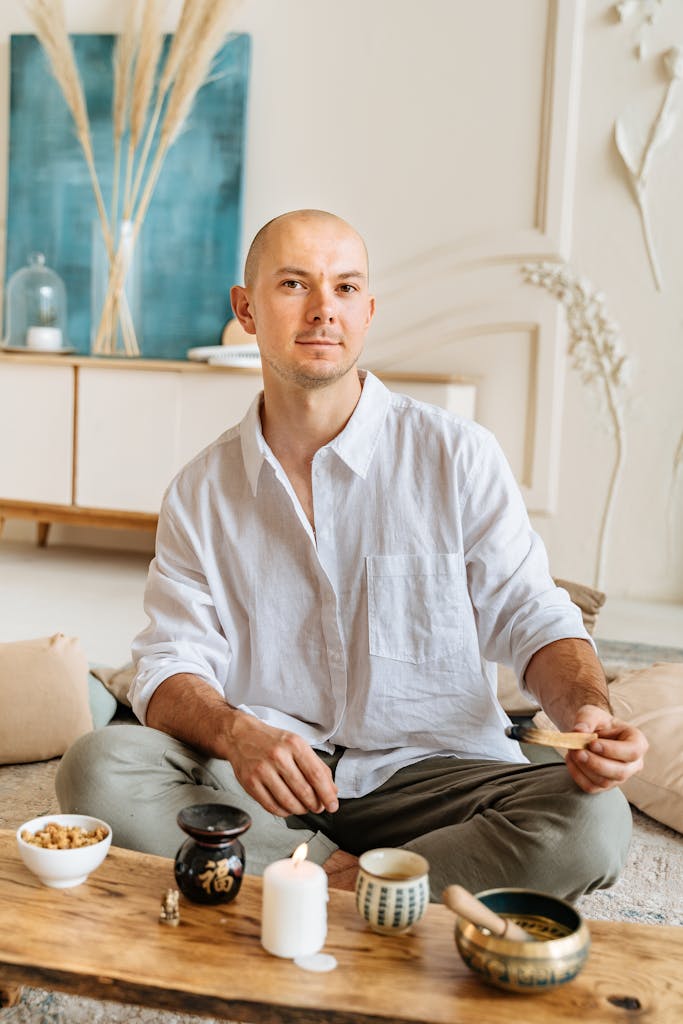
left=131, top=370, right=590, bottom=798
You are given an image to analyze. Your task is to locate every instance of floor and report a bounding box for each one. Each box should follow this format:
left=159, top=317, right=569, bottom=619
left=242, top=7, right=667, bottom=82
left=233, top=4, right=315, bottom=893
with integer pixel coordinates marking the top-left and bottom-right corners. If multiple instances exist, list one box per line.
left=1, top=539, right=682, bottom=669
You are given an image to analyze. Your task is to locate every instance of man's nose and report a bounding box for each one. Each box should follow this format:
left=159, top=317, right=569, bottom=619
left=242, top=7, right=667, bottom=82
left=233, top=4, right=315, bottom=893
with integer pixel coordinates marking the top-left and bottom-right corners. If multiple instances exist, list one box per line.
left=307, top=290, right=336, bottom=323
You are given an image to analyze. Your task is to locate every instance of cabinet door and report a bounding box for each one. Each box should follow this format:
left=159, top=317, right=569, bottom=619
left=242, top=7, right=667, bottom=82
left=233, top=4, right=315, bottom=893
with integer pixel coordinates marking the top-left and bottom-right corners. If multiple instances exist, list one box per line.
left=177, top=372, right=262, bottom=467
left=0, top=362, right=73, bottom=504
left=76, top=368, right=180, bottom=513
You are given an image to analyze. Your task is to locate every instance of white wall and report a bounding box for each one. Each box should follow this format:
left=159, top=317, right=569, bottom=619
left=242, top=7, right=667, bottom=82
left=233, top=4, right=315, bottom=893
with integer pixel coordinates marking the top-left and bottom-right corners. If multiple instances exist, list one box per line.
left=0, top=1, right=682, bottom=602
left=539, top=2, right=683, bottom=602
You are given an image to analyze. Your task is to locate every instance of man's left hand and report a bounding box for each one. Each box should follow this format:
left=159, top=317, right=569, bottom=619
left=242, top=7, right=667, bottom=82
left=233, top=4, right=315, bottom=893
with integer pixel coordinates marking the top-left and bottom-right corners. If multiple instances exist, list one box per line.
left=564, top=703, right=648, bottom=794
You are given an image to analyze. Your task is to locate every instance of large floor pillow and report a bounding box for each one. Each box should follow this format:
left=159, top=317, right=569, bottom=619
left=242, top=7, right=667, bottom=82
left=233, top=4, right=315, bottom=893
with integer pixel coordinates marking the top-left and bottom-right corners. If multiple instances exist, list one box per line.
left=607, top=662, right=683, bottom=834
left=533, top=662, right=683, bottom=835
left=0, top=634, right=93, bottom=764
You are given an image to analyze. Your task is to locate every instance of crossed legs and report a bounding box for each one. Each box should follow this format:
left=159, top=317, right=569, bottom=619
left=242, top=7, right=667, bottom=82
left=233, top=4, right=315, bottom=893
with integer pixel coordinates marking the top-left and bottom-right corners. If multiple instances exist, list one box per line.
left=56, top=726, right=632, bottom=902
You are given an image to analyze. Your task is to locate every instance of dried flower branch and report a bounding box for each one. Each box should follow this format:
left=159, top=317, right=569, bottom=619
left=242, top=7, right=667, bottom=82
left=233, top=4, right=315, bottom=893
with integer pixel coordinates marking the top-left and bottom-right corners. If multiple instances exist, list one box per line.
left=522, top=262, right=631, bottom=590
left=24, top=0, right=109, bottom=246
left=92, top=0, right=239, bottom=355
left=24, top=0, right=138, bottom=354
left=614, top=45, right=682, bottom=290
left=111, top=0, right=139, bottom=230
left=128, top=0, right=208, bottom=219
left=161, top=0, right=239, bottom=149
left=123, top=0, right=165, bottom=217
left=27, top=0, right=239, bottom=356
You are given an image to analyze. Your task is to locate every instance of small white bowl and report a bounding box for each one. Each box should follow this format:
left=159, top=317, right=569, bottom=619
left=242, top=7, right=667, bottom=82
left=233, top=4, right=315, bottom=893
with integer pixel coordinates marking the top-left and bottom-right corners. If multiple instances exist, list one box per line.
left=16, top=814, right=112, bottom=888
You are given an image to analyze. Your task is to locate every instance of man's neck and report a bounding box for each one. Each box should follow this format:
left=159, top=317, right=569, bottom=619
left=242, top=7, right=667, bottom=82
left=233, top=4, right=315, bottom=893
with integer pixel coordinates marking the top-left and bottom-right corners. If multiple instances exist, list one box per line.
left=260, top=370, right=362, bottom=469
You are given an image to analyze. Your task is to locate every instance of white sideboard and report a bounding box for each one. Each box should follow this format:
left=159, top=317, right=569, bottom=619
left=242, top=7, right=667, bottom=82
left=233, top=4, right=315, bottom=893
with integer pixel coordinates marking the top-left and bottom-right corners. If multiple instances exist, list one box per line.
left=0, top=361, right=74, bottom=506
left=0, top=354, right=475, bottom=541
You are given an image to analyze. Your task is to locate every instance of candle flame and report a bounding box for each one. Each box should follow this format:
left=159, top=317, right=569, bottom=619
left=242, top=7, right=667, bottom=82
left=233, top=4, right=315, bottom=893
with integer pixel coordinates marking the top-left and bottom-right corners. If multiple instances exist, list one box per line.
left=291, top=842, right=308, bottom=866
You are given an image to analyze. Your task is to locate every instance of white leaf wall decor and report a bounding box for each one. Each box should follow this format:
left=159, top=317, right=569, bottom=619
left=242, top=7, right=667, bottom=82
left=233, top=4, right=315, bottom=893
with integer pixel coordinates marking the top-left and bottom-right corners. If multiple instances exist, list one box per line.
left=522, top=263, right=630, bottom=591
left=614, top=0, right=665, bottom=60
left=613, top=49, right=682, bottom=290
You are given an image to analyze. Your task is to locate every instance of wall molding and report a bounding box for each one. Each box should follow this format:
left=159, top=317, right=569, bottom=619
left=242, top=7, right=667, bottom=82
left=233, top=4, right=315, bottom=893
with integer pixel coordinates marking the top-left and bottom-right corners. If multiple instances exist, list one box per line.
left=366, top=0, right=585, bottom=514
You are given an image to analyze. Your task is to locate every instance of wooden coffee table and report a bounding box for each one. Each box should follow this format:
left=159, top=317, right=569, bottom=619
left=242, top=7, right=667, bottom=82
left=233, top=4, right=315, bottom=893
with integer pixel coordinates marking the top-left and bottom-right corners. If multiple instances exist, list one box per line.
left=0, top=831, right=681, bottom=1023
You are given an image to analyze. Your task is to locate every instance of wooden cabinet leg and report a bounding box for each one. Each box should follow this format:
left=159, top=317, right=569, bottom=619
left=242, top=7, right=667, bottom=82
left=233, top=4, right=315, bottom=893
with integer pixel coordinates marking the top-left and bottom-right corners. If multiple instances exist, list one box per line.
left=37, top=521, right=51, bottom=547
left=0, top=985, right=22, bottom=1008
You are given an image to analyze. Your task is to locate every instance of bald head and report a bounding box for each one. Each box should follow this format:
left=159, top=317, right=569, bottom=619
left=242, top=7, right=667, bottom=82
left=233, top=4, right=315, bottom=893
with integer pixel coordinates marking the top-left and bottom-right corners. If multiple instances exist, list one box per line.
left=243, top=210, right=369, bottom=288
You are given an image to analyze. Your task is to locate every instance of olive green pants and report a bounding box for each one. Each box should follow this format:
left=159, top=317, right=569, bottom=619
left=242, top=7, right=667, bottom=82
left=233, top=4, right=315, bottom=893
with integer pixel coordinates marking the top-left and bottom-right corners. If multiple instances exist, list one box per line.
left=56, top=725, right=632, bottom=902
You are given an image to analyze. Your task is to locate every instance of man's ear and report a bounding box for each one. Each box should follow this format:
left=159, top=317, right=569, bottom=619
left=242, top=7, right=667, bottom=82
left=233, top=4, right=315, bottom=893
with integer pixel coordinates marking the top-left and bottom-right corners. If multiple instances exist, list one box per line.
left=366, top=294, right=376, bottom=328
left=230, top=285, right=257, bottom=335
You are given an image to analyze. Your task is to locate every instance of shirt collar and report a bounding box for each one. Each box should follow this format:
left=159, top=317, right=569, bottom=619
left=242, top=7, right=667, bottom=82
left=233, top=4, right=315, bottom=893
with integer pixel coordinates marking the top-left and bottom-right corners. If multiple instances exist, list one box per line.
left=328, top=370, right=391, bottom=478
left=240, top=392, right=268, bottom=496
left=239, top=369, right=391, bottom=495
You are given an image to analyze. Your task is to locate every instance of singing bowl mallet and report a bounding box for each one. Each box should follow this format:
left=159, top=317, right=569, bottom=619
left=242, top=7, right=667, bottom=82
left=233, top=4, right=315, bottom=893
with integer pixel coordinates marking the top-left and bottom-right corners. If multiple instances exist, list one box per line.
left=442, top=885, right=535, bottom=942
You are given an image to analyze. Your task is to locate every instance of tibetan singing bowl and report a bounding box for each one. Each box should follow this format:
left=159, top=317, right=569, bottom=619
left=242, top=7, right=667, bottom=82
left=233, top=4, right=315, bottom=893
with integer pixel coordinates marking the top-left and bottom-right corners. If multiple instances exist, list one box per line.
left=454, top=888, right=590, bottom=993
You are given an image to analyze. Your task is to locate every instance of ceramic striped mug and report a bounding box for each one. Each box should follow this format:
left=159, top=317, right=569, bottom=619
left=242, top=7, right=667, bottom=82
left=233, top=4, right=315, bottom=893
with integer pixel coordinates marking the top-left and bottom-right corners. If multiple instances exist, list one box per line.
left=355, top=848, right=430, bottom=934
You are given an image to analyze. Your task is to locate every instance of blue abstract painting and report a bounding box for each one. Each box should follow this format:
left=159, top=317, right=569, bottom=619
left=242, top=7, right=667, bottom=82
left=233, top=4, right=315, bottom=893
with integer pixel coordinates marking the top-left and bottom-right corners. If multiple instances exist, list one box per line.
left=6, top=33, right=250, bottom=359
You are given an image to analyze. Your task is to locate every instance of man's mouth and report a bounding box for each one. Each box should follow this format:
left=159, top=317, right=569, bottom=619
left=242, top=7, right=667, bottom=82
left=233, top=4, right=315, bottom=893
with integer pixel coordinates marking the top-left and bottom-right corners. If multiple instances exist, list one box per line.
left=295, top=330, right=342, bottom=346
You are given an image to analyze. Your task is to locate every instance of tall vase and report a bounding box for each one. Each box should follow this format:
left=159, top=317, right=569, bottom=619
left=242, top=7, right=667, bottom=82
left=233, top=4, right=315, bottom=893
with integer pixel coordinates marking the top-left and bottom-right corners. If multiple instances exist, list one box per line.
left=90, top=220, right=142, bottom=356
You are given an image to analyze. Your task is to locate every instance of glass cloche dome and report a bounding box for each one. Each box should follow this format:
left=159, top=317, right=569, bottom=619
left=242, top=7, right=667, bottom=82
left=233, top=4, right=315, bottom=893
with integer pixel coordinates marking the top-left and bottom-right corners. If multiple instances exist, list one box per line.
left=3, top=252, right=68, bottom=351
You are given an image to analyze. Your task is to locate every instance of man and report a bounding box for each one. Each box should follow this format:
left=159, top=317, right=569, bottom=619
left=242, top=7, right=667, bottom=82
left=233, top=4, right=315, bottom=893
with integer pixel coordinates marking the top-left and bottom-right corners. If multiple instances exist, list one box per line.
left=57, top=210, right=647, bottom=900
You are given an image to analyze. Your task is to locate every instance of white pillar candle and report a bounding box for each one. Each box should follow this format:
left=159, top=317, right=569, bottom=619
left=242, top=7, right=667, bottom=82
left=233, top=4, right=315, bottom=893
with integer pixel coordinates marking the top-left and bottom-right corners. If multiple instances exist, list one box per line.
left=261, top=843, right=328, bottom=958
left=26, top=326, right=63, bottom=351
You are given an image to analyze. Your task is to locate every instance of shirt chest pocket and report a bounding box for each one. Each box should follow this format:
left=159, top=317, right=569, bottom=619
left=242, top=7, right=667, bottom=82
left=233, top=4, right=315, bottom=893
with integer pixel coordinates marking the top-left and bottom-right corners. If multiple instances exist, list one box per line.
left=366, top=553, right=466, bottom=665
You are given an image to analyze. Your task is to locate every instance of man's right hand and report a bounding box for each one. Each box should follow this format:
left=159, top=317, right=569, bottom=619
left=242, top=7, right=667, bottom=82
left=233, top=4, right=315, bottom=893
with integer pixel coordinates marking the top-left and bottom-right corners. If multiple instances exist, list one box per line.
left=227, top=711, right=339, bottom=817
left=146, top=673, right=339, bottom=818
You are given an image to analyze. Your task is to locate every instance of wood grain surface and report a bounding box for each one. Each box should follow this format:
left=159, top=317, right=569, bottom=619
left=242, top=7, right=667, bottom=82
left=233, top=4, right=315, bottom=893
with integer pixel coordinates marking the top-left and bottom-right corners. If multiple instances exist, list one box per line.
left=0, top=832, right=681, bottom=1023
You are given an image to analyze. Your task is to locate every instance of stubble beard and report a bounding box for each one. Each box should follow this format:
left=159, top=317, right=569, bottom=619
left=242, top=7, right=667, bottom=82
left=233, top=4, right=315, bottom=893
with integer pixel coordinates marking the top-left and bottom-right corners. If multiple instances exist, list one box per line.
left=261, top=348, right=361, bottom=391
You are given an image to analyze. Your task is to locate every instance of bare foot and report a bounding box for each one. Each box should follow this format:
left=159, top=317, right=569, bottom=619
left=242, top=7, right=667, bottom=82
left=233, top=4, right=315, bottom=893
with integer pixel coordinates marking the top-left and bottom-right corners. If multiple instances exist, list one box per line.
left=323, top=849, right=359, bottom=891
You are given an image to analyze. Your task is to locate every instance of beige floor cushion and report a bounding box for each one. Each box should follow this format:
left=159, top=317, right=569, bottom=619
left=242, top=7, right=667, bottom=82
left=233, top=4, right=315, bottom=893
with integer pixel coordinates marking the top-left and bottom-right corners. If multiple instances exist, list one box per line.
left=608, top=663, right=683, bottom=834
left=0, top=634, right=93, bottom=764
left=532, top=662, right=683, bottom=834
left=90, top=662, right=134, bottom=707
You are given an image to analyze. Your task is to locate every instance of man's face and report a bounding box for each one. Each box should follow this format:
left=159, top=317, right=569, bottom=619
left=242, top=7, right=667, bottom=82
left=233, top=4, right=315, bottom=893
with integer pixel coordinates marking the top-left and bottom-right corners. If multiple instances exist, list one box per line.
left=233, top=215, right=375, bottom=390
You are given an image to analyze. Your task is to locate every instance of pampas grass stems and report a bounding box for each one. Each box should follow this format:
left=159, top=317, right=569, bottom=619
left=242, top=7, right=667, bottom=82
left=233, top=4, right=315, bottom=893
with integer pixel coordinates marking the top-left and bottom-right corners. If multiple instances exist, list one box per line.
left=122, top=0, right=165, bottom=219
left=127, top=0, right=208, bottom=219
left=24, top=1, right=108, bottom=238
left=29, top=0, right=238, bottom=355
left=111, top=0, right=138, bottom=234
left=24, top=0, right=138, bottom=355
left=161, top=0, right=239, bottom=149
left=93, top=0, right=238, bottom=353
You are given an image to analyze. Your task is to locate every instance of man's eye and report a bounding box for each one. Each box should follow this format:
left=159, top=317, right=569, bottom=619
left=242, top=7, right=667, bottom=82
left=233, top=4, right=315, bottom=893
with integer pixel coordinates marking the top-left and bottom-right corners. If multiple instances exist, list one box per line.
left=282, top=280, right=303, bottom=289
left=339, top=283, right=357, bottom=293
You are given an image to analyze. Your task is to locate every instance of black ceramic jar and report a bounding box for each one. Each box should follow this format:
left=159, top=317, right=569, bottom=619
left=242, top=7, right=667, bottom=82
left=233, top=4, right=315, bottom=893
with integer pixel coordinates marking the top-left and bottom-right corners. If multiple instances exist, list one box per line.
left=174, top=803, right=252, bottom=905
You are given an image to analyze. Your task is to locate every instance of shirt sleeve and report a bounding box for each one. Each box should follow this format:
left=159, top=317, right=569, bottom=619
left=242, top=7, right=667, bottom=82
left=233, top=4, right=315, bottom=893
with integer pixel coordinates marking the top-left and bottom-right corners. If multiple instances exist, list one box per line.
left=461, top=431, right=593, bottom=684
left=129, top=493, right=231, bottom=724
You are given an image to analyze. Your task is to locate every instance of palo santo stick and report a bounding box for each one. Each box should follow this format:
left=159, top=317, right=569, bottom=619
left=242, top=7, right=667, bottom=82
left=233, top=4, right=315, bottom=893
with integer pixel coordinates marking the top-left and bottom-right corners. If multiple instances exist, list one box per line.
left=505, top=725, right=598, bottom=750
left=442, top=886, right=534, bottom=942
